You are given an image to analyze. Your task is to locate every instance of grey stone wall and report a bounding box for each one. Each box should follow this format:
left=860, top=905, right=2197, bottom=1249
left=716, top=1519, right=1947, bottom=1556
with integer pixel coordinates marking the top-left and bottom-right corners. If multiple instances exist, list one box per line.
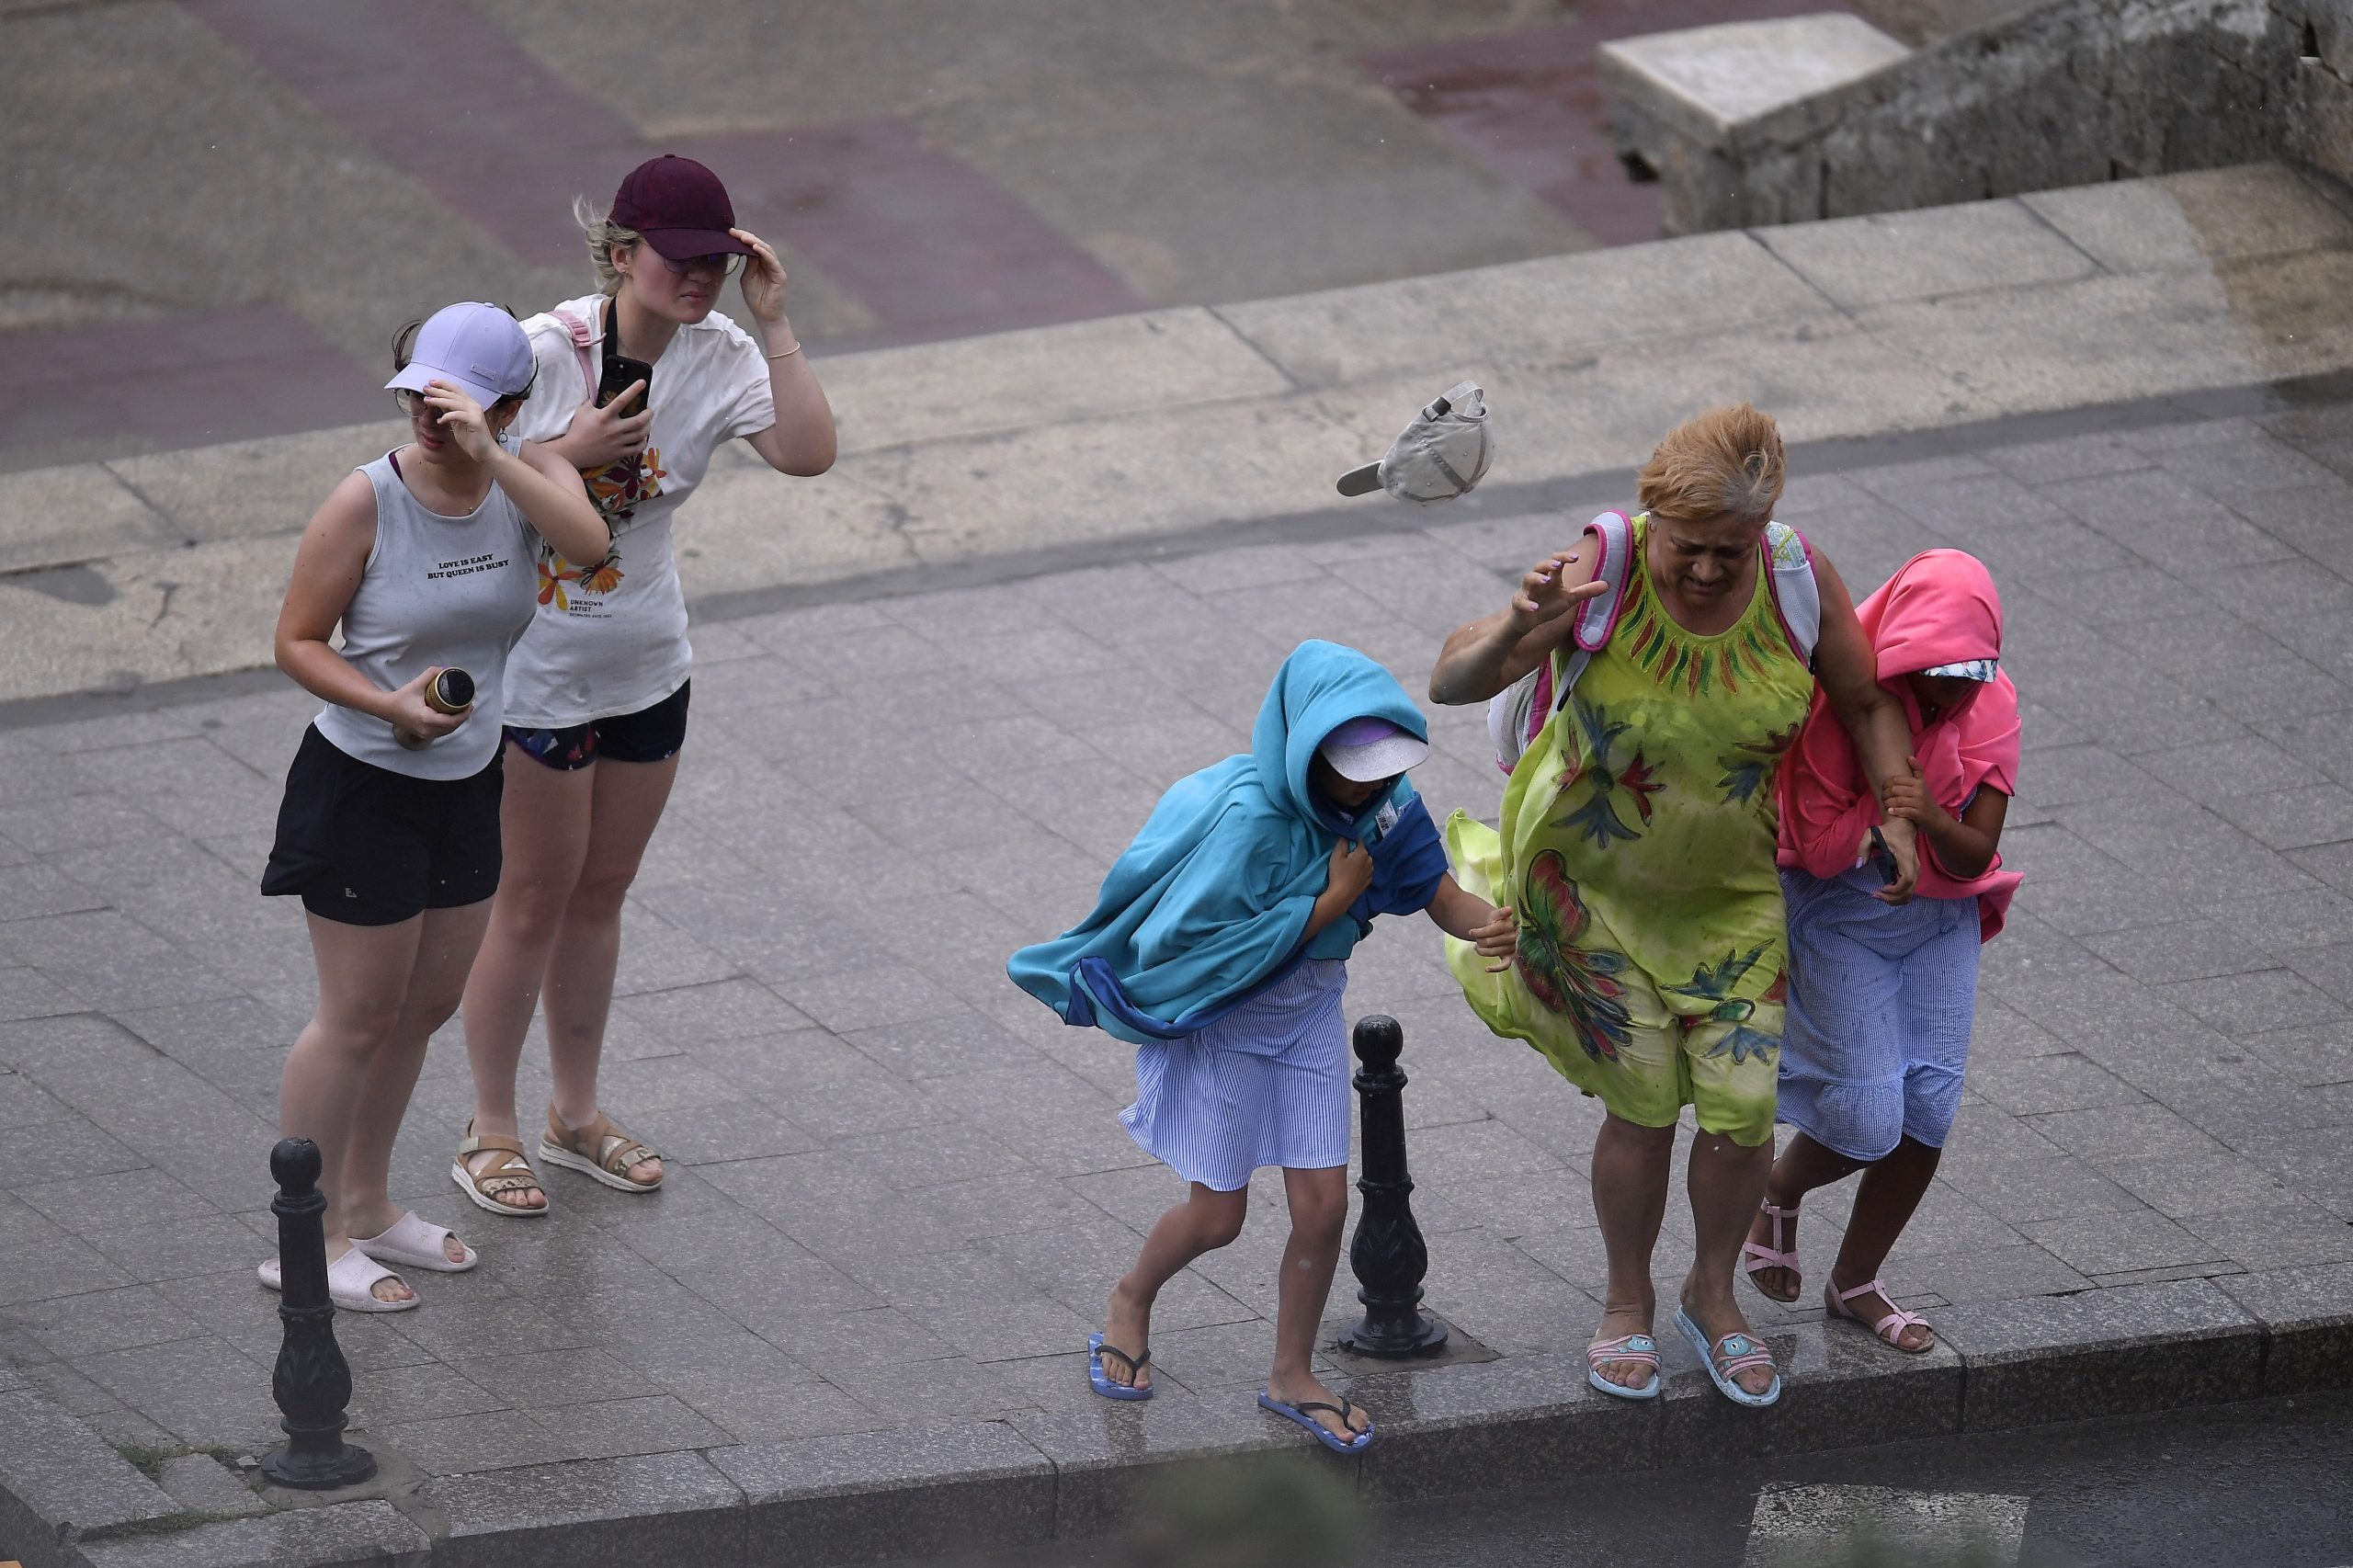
left=1613, top=0, right=2353, bottom=235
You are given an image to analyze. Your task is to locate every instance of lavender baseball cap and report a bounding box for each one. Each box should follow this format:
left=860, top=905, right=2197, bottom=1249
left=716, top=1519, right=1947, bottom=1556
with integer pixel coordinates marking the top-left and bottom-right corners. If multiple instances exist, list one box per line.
left=386, top=302, right=535, bottom=411
left=1319, top=716, right=1430, bottom=783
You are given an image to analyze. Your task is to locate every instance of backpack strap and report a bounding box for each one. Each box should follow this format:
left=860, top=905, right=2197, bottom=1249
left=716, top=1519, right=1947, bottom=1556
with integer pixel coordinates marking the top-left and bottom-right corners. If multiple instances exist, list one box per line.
left=1761, top=521, right=1822, bottom=666
left=549, top=305, right=597, bottom=400
left=1486, top=510, right=1635, bottom=770
left=1553, top=509, right=1635, bottom=710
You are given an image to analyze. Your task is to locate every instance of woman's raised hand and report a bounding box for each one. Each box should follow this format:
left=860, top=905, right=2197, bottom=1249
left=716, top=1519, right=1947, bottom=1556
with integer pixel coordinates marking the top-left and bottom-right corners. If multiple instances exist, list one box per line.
left=421, top=381, right=503, bottom=465
left=560, top=381, right=652, bottom=471
left=731, top=227, right=790, bottom=324
left=1506, top=551, right=1607, bottom=635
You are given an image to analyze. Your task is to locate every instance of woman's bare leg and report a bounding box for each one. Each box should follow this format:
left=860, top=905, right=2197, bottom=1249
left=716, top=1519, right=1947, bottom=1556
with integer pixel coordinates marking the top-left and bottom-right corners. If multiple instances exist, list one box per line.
left=457, top=748, right=593, bottom=1209
left=1588, top=1113, right=1675, bottom=1390
left=278, top=911, right=423, bottom=1304
left=340, top=900, right=494, bottom=1261
left=540, top=754, right=676, bottom=1187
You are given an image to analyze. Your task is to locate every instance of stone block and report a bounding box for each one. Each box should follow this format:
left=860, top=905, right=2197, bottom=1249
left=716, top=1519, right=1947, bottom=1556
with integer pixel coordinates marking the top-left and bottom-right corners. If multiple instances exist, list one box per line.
left=0, top=466, right=174, bottom=576
left=2024, top=164, right=2353, bottom=273
left=822, top=307, right=1289, bottom=455
left=149, top=1454, right=265, bottom=1520
left=1599, top=15, right=1908, bottom=146
left=1213, top=230, right=1834, bottom=388
left=1760, top=199, right=2097, bottom=311
left=0, top=1390, right=179, bottom=1565
left=68, top=1499, right=430, bottom=1568
left=2217, top=1260, right=2353, bottom=1393
left=425, top=1452, right=745, bottom=1568
left=1009, top=1393, right=1328, bottom=1540
left=709, top=1422, right=1055, bottom=1566
left=1938, top=1277, right=2262, bottom=1429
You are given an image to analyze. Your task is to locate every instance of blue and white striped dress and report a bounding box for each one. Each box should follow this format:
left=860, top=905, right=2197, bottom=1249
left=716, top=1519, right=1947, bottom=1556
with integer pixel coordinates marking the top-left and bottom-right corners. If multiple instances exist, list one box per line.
left=1120, top=960, right=1352, bottom=1191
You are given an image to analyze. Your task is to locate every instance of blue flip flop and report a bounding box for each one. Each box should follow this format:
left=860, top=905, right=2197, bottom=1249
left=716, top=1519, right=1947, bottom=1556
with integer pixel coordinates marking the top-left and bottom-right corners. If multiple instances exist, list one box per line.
left=1257, top=1390, right=1375, bottom=1453
left=1673, top=1306, right=1781, bottom=1408
left=1087, top=1333, right=1153, bottom=1401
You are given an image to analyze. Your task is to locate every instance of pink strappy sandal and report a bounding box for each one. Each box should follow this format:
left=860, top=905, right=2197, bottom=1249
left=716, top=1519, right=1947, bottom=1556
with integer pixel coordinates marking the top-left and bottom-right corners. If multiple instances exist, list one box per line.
left=1742, top=1199, right=1802, bottom=1302
left=1825, top=1277, right=1935, bottom=1353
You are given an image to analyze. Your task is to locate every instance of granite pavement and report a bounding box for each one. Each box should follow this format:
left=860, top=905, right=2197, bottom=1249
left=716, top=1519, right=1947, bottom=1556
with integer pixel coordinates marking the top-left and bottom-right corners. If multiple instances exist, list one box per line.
left=3, top=390, right=2353, bottom=1564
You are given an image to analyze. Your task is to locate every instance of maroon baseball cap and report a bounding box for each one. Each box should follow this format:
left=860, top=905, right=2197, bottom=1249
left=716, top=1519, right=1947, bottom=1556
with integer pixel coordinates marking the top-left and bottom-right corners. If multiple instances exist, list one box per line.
left=610, top=155, right=752, bottom=261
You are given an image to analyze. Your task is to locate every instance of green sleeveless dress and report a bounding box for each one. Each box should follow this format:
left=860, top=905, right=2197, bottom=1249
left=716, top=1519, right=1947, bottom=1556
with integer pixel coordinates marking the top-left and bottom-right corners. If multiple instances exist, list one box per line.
left=1446, top=515, right=1816, bottom=1142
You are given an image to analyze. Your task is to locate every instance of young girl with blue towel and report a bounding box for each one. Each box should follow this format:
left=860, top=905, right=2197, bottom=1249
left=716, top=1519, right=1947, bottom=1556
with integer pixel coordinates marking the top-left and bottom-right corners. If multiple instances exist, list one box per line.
left=1009, top=641, right=1516, bottom=1452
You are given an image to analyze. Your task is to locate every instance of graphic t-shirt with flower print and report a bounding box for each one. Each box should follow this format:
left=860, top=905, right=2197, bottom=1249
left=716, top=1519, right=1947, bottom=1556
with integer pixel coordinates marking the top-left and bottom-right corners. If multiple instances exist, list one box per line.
left=503, top=294, right=775, bottom=728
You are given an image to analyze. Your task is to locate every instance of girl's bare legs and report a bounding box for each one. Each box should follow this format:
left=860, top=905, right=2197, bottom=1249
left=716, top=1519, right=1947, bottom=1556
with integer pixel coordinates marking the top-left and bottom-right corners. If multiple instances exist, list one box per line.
left=278, top=913, right=425, bottom=1304
left=1588, top=1113, right=1674, bottom=1390
left=337, top=901, right=493, bottom=1263
left=1745, top=1131, right=1864, bottom=1301
left=541, top=755, right=676, bottom=1153
left=1099, top=1181, right=1251, bottom=1393
left=1264, top=1164, right=1367, bottom=1439
left=460, top=749, right=673, bottom=1201
left=1827, top=1137, right=1943, bottom=1350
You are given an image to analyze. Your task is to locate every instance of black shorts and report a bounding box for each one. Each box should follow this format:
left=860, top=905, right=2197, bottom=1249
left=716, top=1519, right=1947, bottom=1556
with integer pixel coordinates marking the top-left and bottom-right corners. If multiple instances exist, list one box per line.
left=260, top=726, right=505, bottom=926
left=504, top=680, right=691, bottom=771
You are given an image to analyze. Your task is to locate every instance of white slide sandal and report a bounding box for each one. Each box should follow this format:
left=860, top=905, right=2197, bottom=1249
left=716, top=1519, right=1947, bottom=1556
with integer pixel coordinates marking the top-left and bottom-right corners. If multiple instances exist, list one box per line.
left=257, top=1247, right=421, bottom=1312
left=353, top=1212, right=478, bottom=1273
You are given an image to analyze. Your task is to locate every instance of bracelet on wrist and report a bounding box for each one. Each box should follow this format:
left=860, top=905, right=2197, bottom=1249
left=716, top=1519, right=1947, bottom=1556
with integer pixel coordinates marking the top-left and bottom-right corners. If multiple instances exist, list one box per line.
left=765, top=341, right=803, bottom=360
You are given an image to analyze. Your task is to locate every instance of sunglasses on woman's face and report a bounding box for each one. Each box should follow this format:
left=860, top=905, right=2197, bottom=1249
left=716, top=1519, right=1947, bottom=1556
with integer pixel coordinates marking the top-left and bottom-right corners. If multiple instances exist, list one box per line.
left=657, top=251, right=743, bottom=278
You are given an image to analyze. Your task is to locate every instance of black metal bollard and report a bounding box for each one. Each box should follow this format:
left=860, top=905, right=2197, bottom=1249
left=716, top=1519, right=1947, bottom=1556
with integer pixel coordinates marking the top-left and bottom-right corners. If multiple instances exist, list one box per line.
left=1336, top=1016, right=1448, bottom=1357
left=260, top=1138, right=376, bottom=1490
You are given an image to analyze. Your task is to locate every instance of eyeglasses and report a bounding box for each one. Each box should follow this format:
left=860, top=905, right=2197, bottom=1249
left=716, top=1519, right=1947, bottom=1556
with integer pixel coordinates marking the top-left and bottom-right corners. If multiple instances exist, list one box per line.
left=655, top=251, right=743, bottom=278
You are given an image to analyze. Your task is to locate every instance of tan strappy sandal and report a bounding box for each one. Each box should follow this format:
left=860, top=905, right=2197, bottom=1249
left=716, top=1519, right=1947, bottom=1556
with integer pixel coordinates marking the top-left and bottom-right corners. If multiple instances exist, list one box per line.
left=452, top=1120, right=549, bottom=1218
left=540, top=1107, right=664, bottom=1193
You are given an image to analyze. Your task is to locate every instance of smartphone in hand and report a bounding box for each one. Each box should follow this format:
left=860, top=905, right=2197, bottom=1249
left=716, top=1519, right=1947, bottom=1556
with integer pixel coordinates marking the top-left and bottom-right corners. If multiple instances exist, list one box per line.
left=597, top=352, right=654, bottom=417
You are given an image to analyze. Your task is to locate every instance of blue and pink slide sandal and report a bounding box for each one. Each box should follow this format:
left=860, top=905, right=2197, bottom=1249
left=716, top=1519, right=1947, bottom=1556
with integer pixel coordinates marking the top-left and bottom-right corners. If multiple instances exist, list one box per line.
left=1674, top=1305, right=1782, bottom=1408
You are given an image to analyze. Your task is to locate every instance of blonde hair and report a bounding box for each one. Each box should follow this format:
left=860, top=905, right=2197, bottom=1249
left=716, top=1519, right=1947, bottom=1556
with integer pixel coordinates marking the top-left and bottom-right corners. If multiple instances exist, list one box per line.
left=574, top=194, right=642, bottom=297
left=1636, top=403, right=1786, bottom=527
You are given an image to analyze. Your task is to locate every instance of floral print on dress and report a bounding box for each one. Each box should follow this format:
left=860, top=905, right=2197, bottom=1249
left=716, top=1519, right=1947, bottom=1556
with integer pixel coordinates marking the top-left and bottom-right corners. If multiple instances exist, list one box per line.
left=1551, top=698, right=1662, bottom=848
left=1668, top=944, right=1784, bottom=1064
left=1513, top=848, right=1635, bottom=1063
left=1716, top=722, right=1804, bottom=805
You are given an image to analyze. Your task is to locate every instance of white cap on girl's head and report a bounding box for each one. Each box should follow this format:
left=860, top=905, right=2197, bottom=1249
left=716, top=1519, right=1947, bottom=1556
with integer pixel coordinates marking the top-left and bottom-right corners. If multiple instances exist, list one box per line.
left=386, top=302, right=534, bottom=411
left=1319, top=717, right=1430, bottom=782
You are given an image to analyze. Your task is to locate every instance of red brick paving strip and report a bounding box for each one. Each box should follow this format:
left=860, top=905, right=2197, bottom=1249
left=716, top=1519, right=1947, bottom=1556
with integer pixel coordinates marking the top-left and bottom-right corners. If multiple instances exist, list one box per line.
left=0, top=305, right=388, bottom=450
left=1360, top=1, right=1859, bottom=247
left=183, top=0, right=1143, bottom=340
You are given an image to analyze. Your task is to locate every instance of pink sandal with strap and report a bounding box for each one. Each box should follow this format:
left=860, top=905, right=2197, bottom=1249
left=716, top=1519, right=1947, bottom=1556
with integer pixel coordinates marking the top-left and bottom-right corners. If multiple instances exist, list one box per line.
left=1742, top=1199, right=1802, bottom=1302
left=1825, top=1277, right=1935, bottom=1353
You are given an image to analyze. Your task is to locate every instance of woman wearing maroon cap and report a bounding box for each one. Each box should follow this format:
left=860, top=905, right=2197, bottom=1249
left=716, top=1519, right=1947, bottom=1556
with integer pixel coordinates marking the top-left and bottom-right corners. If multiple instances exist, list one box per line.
left=452, top=155, right=835, bottom=1216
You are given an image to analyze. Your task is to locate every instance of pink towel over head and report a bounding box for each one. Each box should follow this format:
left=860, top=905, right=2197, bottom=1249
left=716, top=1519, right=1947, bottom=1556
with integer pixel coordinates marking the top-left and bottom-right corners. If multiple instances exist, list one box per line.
left=1776, top=550, right=2023, bottom=939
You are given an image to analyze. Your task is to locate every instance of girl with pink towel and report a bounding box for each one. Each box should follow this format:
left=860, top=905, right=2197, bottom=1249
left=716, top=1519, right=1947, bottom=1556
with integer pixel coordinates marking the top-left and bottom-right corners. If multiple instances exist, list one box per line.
left=1740, top=549, right=2023, bottom=1354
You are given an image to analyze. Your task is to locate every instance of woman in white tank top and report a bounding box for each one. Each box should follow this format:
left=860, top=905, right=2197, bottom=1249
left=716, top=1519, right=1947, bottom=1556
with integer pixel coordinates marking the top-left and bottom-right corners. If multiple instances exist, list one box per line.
left=259, top=303, right=609, bottom=1312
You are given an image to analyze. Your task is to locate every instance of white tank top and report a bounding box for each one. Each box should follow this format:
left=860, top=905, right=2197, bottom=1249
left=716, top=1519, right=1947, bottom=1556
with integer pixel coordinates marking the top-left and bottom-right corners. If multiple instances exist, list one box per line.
left=312, top=444, right=540, bottom=780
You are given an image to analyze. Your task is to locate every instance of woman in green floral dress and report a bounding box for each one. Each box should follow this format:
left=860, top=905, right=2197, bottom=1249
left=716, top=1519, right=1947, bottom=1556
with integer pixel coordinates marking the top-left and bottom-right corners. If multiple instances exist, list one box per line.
left=1430, top=404, right=1922, bottom=1407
